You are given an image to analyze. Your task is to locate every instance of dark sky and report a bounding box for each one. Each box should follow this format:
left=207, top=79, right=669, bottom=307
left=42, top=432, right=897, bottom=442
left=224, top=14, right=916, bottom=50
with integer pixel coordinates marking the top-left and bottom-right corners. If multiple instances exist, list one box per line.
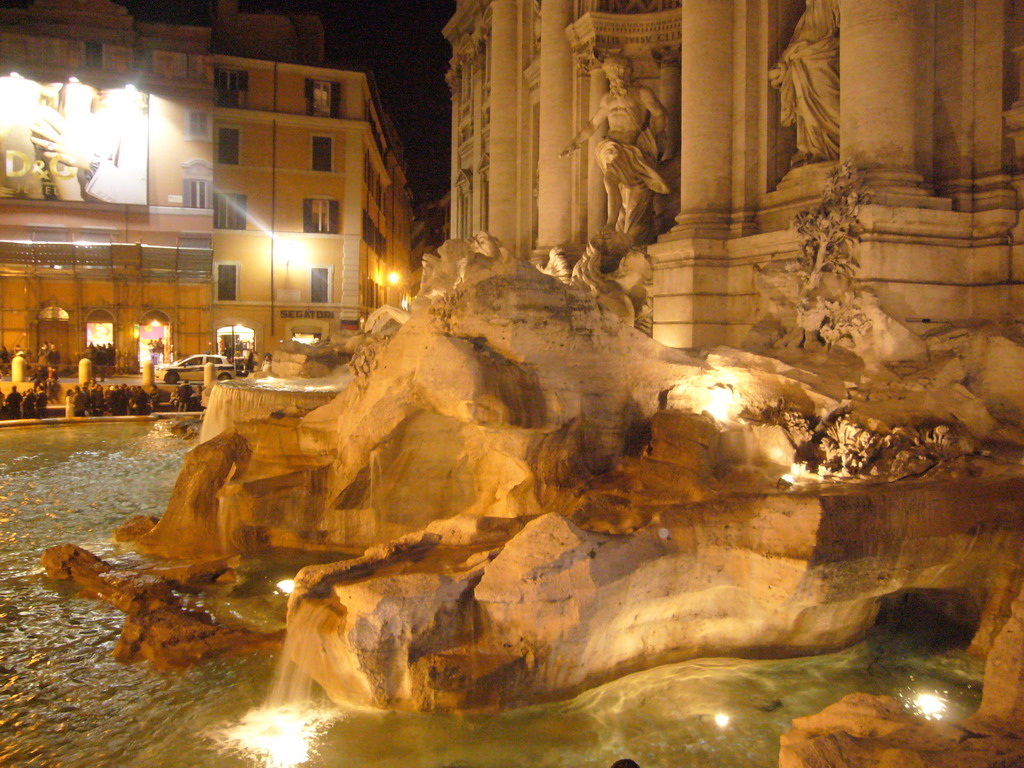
left=239, top=0, right=457, bottom=205
left=2, top=0, right=457, bottom=204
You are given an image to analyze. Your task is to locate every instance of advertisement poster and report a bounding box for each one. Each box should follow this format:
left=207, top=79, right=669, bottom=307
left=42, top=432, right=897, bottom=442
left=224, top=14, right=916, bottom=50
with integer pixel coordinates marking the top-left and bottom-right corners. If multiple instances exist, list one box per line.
left=0, top=75, right=148, bottom=205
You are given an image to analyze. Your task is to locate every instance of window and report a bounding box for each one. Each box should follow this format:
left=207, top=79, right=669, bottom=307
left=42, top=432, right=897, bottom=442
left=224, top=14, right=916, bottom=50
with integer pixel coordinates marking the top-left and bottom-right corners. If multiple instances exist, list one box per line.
left=216, top=264, right=238, bottom=302
left=311, top=136, right=332, bottom=172
left=85, top=41, right=103, bottom=69
left=185, top=111, right=210, bottom=141
left=217, top=128, right=239, bottom=165
left=311, top=267, right=330, bottom=303
left=305, top=79, right=340, bottom=118
left=303, top=198, right=339, bottom=234
left=182, top=159, right=212, bottom=208
left=213, top=192, right=247, bottom=230
left=184, top=178, right=210, bottom=209
left=214, top=67, right=248, bottom=108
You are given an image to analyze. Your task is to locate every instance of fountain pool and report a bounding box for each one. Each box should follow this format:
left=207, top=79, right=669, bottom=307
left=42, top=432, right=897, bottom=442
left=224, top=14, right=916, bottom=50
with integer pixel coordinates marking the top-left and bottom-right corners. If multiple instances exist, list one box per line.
left=0, top=423, right=985, bottom=768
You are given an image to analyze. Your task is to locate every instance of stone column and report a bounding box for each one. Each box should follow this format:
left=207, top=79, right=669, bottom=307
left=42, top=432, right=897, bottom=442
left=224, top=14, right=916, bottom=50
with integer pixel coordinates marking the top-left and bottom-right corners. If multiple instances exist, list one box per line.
left=840, top=0, right=934, bottom=199
left=446, top=64, right=464, bottom=237
left=673, top=0, right=733, bottom=238
left=536, top=0, right=574, bottom=249
left=582, top=50, right=609, bottom=239
left=487, top=0, right=519, bottom=248
left=652, top=45, right=680, bottom=158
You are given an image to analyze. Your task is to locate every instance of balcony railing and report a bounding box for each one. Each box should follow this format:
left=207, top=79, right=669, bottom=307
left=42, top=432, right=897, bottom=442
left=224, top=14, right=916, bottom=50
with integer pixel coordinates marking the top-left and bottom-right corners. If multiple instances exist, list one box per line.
left=0, top=241, right=213, bottom=282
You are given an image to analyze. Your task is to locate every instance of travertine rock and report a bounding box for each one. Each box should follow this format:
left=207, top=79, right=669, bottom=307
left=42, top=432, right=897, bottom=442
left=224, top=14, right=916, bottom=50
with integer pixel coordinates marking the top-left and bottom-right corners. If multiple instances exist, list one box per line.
left=115, top=605, right=282, bottom=670
left=137, top=430, right=252, bottom=558
left=40, top=544, right=279, bottom=669
left=287, top=476, right=1024, bottom=711
left=113, top=514, right=159, bottom=542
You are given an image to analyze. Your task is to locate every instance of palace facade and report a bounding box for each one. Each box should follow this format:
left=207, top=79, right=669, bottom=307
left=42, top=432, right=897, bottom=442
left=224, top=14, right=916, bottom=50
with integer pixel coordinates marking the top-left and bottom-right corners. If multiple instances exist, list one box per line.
left=445, top=0, right=1024, bottom=348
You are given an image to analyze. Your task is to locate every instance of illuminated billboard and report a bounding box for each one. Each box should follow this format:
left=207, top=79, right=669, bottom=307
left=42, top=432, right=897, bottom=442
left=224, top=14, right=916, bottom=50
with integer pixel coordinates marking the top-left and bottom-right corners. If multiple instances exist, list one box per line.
left=0, top=75, right=148, bottom=205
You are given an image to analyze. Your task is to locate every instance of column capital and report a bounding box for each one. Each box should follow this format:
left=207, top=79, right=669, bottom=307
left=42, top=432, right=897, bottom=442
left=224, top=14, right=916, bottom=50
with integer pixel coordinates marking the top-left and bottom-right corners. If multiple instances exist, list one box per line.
left=573, top=44, right=621, bottom=75
left=445, top=63, right=461, bottom=96
left=651, top=44, right=680, bottom=69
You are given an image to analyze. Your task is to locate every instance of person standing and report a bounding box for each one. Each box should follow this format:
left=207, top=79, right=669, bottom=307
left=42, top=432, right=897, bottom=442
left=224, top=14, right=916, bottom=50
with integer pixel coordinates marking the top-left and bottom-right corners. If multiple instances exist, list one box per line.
left=6, top=385, right=23, bottom=420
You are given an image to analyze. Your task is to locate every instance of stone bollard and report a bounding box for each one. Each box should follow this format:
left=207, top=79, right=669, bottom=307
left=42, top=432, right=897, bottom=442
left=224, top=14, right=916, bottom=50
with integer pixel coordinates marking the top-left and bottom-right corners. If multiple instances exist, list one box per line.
left=142, top=360, right=154, bottom=388
left=11, top=355, right=24, bottom=383
left=203, top=361, right=215, bottom=389
left=65, top=392, right=74, bottom=419
left=79, top=358, right=92, bottom=385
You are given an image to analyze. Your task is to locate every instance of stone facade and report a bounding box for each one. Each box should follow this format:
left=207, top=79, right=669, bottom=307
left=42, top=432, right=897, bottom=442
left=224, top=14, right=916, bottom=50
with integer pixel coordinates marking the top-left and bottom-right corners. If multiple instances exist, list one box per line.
left=444, top=0, right=1024, bottom=349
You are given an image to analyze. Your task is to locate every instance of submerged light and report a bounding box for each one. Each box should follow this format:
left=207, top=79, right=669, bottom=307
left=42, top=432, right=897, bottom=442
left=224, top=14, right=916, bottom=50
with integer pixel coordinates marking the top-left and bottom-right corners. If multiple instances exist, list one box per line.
left=276, top=579, right=295, bottom=595
left=714, top=713, right=730, bottom=728
left=914, top=692, right=946, bottom=720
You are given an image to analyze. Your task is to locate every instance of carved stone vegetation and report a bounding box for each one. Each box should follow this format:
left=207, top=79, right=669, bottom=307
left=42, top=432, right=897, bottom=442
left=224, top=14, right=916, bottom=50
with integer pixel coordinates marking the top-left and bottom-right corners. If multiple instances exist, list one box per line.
left=747, top=398, right=975, bottom=481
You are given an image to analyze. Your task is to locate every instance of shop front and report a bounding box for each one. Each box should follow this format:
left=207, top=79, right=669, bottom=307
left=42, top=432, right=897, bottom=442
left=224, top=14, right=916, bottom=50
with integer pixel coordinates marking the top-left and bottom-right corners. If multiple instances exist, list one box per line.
left=137, top=310, right=172, bottom=367
left=216, top=324, right=256, bottom=364
left=280, top=308, right=334, bottom=346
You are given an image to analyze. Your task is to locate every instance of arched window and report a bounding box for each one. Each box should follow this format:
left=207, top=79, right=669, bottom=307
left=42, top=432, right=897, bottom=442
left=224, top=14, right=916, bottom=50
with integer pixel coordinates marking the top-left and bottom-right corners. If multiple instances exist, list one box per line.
left=38, top=305, right=70, bottom=321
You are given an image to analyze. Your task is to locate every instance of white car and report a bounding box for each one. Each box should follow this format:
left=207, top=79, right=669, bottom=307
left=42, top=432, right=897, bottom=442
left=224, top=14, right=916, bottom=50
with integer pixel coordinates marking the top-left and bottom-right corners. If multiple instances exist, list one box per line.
left=156, top=354, right=238, bottom=384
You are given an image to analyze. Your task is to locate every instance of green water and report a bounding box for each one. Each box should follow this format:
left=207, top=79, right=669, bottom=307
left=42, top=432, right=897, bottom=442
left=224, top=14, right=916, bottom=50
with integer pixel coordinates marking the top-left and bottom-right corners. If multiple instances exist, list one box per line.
left=0, top=423, right=984, bottom=768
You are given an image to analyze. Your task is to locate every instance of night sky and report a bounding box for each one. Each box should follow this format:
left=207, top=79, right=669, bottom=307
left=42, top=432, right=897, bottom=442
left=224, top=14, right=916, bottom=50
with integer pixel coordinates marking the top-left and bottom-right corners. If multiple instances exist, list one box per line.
left=1, top=0, right=457, bottom=204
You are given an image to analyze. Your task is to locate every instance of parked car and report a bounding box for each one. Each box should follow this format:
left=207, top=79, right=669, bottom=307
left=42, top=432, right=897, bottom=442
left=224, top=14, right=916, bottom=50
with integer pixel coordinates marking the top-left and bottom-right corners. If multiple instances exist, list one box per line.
left=155, top=354, right=239, bottom=384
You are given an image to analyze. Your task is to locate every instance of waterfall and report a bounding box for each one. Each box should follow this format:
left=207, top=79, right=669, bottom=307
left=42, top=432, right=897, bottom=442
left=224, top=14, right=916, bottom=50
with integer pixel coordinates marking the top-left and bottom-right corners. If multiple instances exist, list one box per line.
left=199, top=379, right=343, bottom=444
left=212, top=601, right=342, bottom=768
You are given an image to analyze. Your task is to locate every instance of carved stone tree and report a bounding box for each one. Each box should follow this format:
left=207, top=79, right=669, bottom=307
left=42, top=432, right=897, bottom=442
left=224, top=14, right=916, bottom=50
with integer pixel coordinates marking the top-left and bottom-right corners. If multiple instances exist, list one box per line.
left=772, top=162, right=926, bottom=363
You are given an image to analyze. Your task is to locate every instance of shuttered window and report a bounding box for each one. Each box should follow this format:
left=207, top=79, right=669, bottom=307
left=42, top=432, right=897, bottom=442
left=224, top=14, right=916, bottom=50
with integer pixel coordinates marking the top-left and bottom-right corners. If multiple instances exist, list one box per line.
left=303, top=199, right=339, bottom=234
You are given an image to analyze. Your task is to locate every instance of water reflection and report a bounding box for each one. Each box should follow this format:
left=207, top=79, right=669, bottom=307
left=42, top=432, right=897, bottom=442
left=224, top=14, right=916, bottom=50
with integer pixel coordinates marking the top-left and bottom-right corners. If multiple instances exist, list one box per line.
left=213, top=705, right=341, bottom=768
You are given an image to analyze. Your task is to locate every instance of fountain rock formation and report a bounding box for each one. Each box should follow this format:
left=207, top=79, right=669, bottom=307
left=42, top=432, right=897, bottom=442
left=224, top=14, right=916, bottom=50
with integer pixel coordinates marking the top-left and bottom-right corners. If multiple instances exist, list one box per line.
left=778, top=581, right=1024, bottom=768
left=41, top=544, right=281, bottom=669
left=142, top=233, right=1024, bottom=723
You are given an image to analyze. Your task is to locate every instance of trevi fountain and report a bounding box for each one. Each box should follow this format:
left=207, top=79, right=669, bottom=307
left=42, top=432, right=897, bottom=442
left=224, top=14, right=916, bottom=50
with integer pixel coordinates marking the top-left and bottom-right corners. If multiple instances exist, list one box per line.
left=4, top=0, right=1024, bottom=764
left=1, top=161, right=1022, bottom=767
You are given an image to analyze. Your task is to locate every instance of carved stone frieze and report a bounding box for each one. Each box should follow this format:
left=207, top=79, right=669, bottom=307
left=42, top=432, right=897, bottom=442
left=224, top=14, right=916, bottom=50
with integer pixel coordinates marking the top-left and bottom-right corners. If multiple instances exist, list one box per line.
left=651, top=44, right=680, bottom=69
left=567, top=8, right=681, bottom=56
left=446, top=27, right=489, bottom=95
left=579, top=0, right=681, bottom=11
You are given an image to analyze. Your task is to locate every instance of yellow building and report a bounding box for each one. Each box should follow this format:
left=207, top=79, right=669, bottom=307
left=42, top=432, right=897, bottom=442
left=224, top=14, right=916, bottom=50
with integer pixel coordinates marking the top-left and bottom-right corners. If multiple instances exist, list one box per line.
left=208, top=54, right=414, bottom=356
left=0, top=0, right=414, bottom=369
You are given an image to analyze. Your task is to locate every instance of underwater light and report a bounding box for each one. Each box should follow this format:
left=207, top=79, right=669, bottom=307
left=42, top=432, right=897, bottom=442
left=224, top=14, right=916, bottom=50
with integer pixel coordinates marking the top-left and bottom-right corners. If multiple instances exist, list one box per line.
left=276, top=579, right=295, bottom=595
left=714, top=713, right=730, bottom=728
left=914, top=693, right=946, bottom=719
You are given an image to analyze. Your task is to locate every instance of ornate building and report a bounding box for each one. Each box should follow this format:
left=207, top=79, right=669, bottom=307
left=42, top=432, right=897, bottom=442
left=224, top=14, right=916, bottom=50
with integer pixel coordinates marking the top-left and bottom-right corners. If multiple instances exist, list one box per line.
left=445, top=0, right=1024, bottom=348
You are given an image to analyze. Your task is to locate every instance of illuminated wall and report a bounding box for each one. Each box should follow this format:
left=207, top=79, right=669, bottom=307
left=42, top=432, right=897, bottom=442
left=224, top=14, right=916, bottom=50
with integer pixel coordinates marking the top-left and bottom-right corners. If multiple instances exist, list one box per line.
left=0, top=75, right=148, bottom=205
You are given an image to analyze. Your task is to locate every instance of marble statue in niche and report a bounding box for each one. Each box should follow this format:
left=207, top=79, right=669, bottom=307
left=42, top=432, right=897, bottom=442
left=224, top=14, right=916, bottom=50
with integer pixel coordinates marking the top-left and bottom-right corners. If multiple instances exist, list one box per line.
left=769, top=0, right=840, bottom=167
left=561, top=54, right=672, bottom=245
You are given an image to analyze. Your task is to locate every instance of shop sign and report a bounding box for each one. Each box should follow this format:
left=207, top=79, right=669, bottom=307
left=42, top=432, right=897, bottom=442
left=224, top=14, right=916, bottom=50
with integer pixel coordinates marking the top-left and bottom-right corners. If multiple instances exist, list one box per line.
left=279, top=309, right=335, bottom=319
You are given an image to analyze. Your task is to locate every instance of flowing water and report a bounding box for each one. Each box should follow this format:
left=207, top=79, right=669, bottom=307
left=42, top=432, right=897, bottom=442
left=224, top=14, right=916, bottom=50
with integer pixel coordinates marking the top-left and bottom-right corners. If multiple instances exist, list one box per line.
left=199, top=376, right=348, bottom=443
left=0, top=423, right=985, bottom=768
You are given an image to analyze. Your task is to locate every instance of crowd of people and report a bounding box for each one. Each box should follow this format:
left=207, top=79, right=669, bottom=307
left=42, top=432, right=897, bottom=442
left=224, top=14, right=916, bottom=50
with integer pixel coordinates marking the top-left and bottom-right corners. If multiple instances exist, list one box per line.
left=0, top=384, right=50, bottom=420
left=0, top=380, right=202, bottom=421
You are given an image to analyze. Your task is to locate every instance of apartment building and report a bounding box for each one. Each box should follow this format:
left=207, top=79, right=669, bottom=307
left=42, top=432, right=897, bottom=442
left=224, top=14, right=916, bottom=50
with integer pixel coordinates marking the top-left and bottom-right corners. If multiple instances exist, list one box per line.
left=0, top=0, right=413, bottom=368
